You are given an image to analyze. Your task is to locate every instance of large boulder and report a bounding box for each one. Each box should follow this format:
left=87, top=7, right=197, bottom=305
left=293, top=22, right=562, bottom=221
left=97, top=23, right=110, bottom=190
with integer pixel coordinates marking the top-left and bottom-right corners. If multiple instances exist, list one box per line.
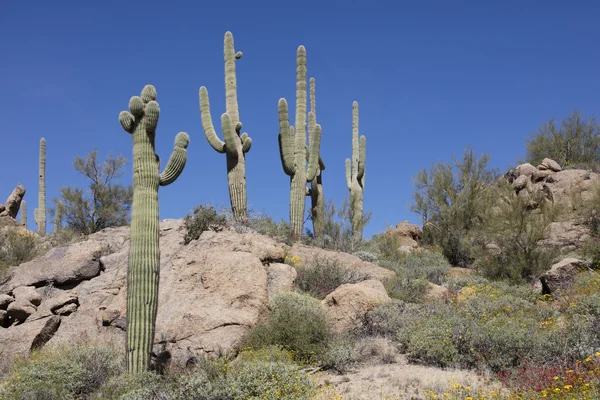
left=381, top=221, right=422, bottom=254
left=539, top=258, right=587, bottom=296
left=322, top=279, right=390, bottom=332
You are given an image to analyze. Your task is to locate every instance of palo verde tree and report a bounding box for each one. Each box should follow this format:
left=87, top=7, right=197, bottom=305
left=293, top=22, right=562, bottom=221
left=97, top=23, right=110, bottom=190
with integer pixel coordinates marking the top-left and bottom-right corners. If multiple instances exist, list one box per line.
left=51, top=149, right=133, bottom=235
left=526, top=111, right=600, bottom=168
left=411, top=147, right=498, bottom=267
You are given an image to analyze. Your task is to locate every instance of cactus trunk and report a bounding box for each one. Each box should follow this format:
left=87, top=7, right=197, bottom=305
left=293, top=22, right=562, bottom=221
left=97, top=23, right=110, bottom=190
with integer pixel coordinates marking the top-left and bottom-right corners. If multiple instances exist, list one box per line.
left=278, top=46, right=322, bottom=240
left=345, top=102, right=366, bottom=245
left=199, top=32, right=251, bottom=221
left=35, top=138, right=46, bottom=236
left=119, top=85, right=189, bottom=373
left=307, top=78, right=325, bottom=239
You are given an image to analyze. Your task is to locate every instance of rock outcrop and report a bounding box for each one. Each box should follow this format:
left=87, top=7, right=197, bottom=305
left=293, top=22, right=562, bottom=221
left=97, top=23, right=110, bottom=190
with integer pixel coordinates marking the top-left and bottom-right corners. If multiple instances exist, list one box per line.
left=0, top=184, right=26, bottom=219
left=539, top=258, right=587, bottom=296
left=381, top=221, right=422, bottom=254
left=0, top=219, right=391, bottom=365
left=506, top=160, right=600, bottom=252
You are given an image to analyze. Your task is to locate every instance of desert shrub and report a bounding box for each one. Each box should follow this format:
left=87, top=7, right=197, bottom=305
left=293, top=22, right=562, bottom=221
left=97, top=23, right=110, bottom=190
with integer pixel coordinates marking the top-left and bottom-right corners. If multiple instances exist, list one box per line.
left=526, top=110, right=600, bottom=167
left=358, top=300, right=421, bottom=339
left=407, top=317, right=460, bottom=367
left=183, top=203, right=227, bottom=244
left=476, top=180, right=558, bottom=282
left=295, top=257, right=366, bottom=299
left=94, top=371, right=177, bottom=400
left=320, top=338, right=359, bottom=373
left=236, top=345, right=294, bottom=364
left=356, top=337, right=398, bottom=364
left=384, top=276, right=430, bottom=303
left=0, top=230, right=39, bottom=272
left=411, top=147, right=498, bottom=267
left=383, top=250, right=451, bottom=285
left=1, top=343, right=123, bottom=400
left=353, top=250, right=378, bottom=263
left=247, top=292, right=332, bottom=363
left=225, top=359, right=316, bottom=400
left=241, top=210, right=292, bottom=244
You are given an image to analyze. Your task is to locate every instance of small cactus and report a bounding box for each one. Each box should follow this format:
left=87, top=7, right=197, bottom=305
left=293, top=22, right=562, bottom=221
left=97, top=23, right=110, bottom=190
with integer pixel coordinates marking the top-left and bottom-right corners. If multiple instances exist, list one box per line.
left=21, top=200, right=27, bottom=227
left=345, top=102, right=366, bottom=244
left=278, top=46, right=322, bottom=239
left=119, top=85, right=189, bottom=373
left=307, top=78, right=326, bottom=239
left=199, top=32, right=251, bottom=221
left=34, top=138, right=46, bottom=236
left=54, top=201, right=63, bottom=233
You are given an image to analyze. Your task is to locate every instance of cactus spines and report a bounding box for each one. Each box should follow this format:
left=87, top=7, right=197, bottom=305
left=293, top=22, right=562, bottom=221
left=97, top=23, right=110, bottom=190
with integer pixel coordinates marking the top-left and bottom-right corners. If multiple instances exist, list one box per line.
left=21, top=200, right=27, bottom=227
left=278, top=46, right=322, bottom=239
left=54, top=201, right=63, bottom=233
left=345, top=101, right=366, bottom=244
left=307, top=78, right=326, bottom=239
left=199, top=31, right=251, bottom=221
left=119, top=85, right=189, bottom=373
left=34, top=138, right=46, bottom=236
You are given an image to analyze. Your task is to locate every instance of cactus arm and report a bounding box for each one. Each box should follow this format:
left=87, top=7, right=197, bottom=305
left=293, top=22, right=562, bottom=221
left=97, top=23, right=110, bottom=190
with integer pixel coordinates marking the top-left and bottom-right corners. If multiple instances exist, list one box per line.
left=159, top=132, right=190, bottom=186
left=221, top=113, right=238, bottom=158
left=345, top=158, right=351, bottom=190
left=358, top=135, right=366, bottom=181
left=120, top=111, right=135, bottom=133
left=241, top=132, right=252, bottom=153
left=199, top=86, right=226, bottom=153
left=306, top=124, right=322, bottom=181
left=278, top=98, right=295, bottom=175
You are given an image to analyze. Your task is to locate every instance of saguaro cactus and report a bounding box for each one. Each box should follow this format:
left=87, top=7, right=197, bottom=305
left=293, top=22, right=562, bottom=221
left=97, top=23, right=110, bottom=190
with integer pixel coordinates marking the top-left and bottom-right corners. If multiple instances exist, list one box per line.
left=21, top=200, right=27, bottom=227
left=54, top=201, right=63, bottom=233
left=119, top=85, right=189, bottom=373
left=345, top=102, right=366, bottom=244
left=307, top=78, right=326, bottom=239
left=199, top=31, right=252, bottom=221
left=34, top=138, right=46, bottom=236
left=278, top=46, right=322, bottom=239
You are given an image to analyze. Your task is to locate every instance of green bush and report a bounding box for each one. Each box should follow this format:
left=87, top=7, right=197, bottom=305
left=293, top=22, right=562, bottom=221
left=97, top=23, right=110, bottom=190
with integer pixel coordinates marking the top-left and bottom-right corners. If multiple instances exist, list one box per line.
left=411, top=147, right=498, bottom=267
left=320, top=338, right=359, bottom=373
left=295, top=257, right=365, bottom=299
left=247, top=292, right=332, bottom=363
left=183, top=203, right=227, bottom=244
left=0, top=230, right=39, bottom=272
left=1, top=343, right=123, bottom=400
left=384, top=276, right=430, bottom=303
left=94, top=371, right=178, bottom=400
left=225, top=360, right=316, bottom=399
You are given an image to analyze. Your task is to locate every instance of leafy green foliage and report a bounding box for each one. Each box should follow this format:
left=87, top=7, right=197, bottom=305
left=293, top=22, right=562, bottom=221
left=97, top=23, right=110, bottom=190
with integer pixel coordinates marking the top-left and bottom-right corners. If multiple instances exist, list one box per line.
left=51, top=150, right=133, bottom=235
left=526, top=110, right=600, bottom=168
left=476, top=180, right=558, bottom=282
left=0, top=230, right=39, bottom=273
left=412, top=147, right=498, bottom=267
left=183, top=203, right=227, bottom=244
left=0, top=343, right=123, bottom=400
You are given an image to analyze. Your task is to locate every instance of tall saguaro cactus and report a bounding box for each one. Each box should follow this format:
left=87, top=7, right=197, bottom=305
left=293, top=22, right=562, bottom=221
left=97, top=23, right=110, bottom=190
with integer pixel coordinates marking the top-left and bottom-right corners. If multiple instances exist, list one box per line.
left=119, top=85, right=189, bottom=373
left=34, top=138, right=46, bottom=236
left=278, top=46, right=322, bottom=239
left=307, top=78, right=326, bottom=239
left=345, top=102, right=366, bottom=244
left=200, top=31, right=252, bottom=221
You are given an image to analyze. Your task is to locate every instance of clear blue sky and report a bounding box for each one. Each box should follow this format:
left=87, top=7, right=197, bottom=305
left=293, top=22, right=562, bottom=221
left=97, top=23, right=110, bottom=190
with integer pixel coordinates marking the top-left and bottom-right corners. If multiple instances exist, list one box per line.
left=1, top=1, right=600, bottom=238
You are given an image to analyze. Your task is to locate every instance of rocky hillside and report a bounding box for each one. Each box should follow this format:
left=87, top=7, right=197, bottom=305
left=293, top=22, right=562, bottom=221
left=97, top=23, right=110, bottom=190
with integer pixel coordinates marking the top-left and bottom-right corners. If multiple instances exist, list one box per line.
left=0, top=220, right=394, bottom=365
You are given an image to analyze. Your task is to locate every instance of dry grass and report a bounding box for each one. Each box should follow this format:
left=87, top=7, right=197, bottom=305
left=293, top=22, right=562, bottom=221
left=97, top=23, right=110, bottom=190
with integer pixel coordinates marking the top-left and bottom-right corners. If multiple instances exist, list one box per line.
left=314, top=354, right=498, bottom=400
